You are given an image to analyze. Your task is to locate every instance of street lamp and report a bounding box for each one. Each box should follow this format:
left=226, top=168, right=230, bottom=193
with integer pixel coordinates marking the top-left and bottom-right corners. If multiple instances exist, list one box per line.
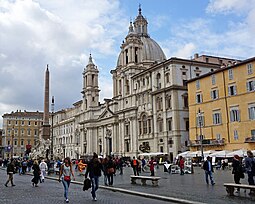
left=197, top=108, right=204, bottom=161
left=11, top=126, right=14, bottom=158
left=51, top=96, right=54, bottom=161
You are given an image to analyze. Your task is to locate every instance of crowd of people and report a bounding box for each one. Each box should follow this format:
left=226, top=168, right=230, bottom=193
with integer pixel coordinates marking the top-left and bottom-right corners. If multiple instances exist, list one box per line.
left=1, top=150, right=255, bottom=202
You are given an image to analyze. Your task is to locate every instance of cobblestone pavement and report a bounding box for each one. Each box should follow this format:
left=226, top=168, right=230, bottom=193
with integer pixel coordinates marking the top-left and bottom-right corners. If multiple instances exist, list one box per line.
left=0, top=169, right=173, bottom=204
left=66, top=165, right=255, bottom=204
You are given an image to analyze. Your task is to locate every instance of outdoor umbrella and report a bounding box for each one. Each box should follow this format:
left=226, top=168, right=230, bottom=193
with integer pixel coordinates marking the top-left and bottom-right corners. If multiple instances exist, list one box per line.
left=209, top=150, right=232, bottom=158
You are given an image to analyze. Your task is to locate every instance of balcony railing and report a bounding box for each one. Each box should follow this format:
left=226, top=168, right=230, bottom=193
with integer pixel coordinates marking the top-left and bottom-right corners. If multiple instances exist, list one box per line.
left=189, top=138, right=225, bottom=147
left=245, top=137, right=255, bottom=143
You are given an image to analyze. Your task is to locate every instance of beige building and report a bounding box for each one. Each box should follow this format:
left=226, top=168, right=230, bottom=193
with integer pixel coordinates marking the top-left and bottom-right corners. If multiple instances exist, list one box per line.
left=2, top=110, right=43, bottom=158
left=188, top=57, right=255, bottom=152
left=50, top=8, right=242, bottom=161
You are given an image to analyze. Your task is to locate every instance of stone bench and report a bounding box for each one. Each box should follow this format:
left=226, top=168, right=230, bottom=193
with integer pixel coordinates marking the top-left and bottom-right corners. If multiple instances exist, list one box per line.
left=130, top=175, right=160, bottom=187
left=224, top=183, right=255, bottom=196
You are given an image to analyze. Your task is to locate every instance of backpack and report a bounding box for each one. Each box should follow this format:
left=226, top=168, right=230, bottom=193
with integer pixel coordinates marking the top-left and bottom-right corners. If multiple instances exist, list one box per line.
left=133, top=160, right=137, bottom=166
left=251, top=160, right=255, bottom=176
left=83, top=178, right=91, bottom=191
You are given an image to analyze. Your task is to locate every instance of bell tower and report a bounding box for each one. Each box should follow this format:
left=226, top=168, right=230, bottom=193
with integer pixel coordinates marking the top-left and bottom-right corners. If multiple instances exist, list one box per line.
left=82, top=54, right=100, bottom=109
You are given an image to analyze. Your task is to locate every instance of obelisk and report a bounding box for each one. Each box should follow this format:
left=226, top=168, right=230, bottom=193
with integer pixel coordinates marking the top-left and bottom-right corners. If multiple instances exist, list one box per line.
left=42, top=65, right=50, bottom=140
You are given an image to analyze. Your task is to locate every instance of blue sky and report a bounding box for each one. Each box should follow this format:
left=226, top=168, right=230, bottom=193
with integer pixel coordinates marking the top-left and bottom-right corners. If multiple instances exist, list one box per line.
left=0, top=0, right=254, bottom=127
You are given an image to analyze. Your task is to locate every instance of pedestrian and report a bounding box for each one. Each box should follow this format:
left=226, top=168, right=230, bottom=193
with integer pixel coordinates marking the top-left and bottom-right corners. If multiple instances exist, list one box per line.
left=232, top=155, right=244, bottom=193
left=39, top=159, right=48, bottom=182
left=106, top=156, right=115, bottom=186
left=202, top=156, right=215, bottom=185
left=141, top=158, right=146, bottom=172
left=59, top=157, right=75, bottom=203
left=118, top=157, right=124, bottom=175
left=148, top=157, right=156, bottom=176
left=245, top=150, right=255, bottom=194
left=102, top=157, right=108, bottom=185
left=5, top=159, right=16, bottom=187
left=131, top=157, right=139, bottom=176
left=22, top=159, right=28, bottom=174
left=31, top=160, right=40, bottom=187
left=178, top=156, right=185, bottom=175
left=85, top=153, right=102, bottom=201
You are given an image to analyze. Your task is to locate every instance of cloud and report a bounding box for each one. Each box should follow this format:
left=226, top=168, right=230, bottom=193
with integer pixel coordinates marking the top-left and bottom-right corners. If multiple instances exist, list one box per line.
left=162, top=0, right=255, bottom=60
left=0, top=0, right=126, bottom=125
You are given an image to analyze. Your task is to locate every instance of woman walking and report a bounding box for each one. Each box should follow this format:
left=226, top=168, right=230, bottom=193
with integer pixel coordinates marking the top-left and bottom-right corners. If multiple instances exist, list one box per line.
left=59, top=157, right=75, bottom=203
left=106, top=156, right=115, bottom=186
left=31, top=160, right=40, bottom=187
left=5, top=159, right=16, bottom=187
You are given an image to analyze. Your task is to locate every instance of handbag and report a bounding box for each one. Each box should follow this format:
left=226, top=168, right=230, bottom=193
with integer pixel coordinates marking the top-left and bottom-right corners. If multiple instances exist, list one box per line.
left=107, top=167, right=115, bottom=174
left=83, top=178, right=91, bottom=191
left=64, top=176, right=71, bottom=181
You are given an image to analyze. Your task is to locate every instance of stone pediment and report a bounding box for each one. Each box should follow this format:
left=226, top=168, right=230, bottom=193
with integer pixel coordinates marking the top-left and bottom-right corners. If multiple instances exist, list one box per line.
left=99, top=108, right=115, bottom=120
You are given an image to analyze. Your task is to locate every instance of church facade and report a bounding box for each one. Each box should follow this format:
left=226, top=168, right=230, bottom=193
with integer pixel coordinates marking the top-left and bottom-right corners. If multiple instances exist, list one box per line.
left=52, top=8, right=237, bottom=161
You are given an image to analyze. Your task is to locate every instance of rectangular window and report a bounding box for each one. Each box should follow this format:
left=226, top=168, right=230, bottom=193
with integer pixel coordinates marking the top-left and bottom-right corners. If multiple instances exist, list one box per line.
left=251, top=130, right=255, bottom=137
left=211, top=74, right=216, bottom=85
left=234, top=130, right=238, bottom=140
left=28, top=129, right=31, bottom=136
left=185, top=120, right=189, bottom=131
left=196, top=114, right=204, bottom=127
left=159, top=120, right=163, bottom=132
left=28, top=121, right=31, bottom=126
left=196, top=93, right=203, bottom=104
left=34, top=129, right=37, bottom=136
left=248, top=105, right=255, bottom=120
left=216, top=134, right=221, bottom=140
left=228, top=69, right=233, bottom=80
left=247, top=63, right=253, bottom=75
left=196, top=80, right=200, bottom=89
left=213, top=112, right=221, bottom=125
left=246, top=80, right=255, bottom=92
left=211, top=90, right=219, bottom=100
left=228, top=85, right=237, bottom=96
left=21, top=140, right=24, bottom=146
left=168, top=119, right=172, bottom=131
left=183, top=95, right=188, bottom=108
left=230, top=108, right=240, bottom=122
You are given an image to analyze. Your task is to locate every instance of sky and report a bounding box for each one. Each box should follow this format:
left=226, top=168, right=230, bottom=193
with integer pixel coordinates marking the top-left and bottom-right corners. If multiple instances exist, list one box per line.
left=0, top=0, right=255, bottom=127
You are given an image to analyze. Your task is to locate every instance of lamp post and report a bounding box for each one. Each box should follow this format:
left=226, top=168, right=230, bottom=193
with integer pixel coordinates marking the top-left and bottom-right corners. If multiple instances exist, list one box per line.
left=51, top=96, right=54, bottom=161
left=197, top=108, right=204, bottom=161
left=11, top=126, right=14, bottom=158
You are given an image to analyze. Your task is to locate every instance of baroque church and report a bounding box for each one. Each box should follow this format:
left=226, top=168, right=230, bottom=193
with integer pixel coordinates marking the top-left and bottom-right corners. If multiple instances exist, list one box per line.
left=52, top=7, right=233, bottom=161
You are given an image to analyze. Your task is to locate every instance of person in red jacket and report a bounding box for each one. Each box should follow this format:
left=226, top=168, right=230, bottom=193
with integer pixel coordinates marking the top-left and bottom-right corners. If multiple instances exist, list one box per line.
left=178, top=156, right=185, bottom=175
left=149, top=157, right=156, bottom=176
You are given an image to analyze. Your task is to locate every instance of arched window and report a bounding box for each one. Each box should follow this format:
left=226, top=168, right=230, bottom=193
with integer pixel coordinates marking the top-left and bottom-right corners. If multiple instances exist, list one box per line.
left=166, top=73, right=170, bottom=83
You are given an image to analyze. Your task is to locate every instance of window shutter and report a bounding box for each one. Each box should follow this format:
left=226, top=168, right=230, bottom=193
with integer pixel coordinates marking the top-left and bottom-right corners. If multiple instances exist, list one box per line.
left=228, top=87, right=231, bottom=96
left=201, top=94, right=203, bottom=103
left=234, top=86, right=237, bottom=95
left=247, top=82, right=250, bottom=92
left=237, top=110, right=240, bottom=121
left=230, top=110, right=233, bottom=122
left=213, top=114, right=215, bottom=124
left=216, top=90, right=219, bottom=98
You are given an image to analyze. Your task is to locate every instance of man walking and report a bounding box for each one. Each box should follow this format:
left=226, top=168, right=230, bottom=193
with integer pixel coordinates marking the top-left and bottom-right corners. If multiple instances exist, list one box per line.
left=203, top=156, right=215, bottom=185
left=85, top=153, right=102, bottom=201
left=39, top=159, right=48, bottom=182
left=131, top=157, right=139, bottom=176
left=5, top=159, right=16, bottom=187
left=245, top=150, right=255, bottom=194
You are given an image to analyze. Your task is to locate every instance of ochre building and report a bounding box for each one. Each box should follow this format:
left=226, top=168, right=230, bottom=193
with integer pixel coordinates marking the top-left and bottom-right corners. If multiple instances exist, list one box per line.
left=188, top=57, right=255, bottom=151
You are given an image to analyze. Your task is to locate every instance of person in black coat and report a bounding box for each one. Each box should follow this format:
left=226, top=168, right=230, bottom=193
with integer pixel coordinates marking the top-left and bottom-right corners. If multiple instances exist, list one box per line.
left=5, top=159, right=16, bottom=187
left=106, top=156, right=115, bottom=186
left=202, top=156, right=215, bottom=185
left=232, top=155, right=244, bottom=193
left=31, top=160, right=40, bottom=187
left=85, top=153, right=102, bottom=201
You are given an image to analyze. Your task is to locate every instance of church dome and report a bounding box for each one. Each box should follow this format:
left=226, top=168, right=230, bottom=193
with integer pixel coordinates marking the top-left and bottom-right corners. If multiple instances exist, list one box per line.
left=140, top=36, right=166, bottom=62
left=117, top=6, right=166, bottom=67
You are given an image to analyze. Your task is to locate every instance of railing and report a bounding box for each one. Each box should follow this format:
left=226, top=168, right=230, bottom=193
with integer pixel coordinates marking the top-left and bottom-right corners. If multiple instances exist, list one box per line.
left=245, top=137, right=255, bottom=143
left=188, top=138, right=225, bottom=147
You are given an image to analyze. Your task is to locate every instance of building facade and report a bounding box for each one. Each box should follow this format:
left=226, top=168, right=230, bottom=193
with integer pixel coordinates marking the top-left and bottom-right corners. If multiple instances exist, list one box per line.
left=188, top=57, right=255, bottom=151
left=51, top=8, right=241, bottom=161
left=2, top=110, right=43, bottom=158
